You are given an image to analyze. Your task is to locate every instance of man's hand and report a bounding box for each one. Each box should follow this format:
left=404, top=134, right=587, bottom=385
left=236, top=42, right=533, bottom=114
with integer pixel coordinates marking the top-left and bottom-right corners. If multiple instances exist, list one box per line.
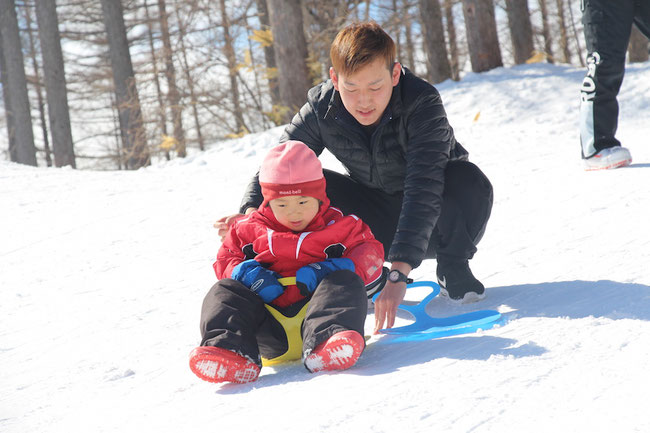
left=373, top=280, right=407, bottom=334
left=213, top=208, right=255, bottom=241
left=373, top=261, right=412, bottom=334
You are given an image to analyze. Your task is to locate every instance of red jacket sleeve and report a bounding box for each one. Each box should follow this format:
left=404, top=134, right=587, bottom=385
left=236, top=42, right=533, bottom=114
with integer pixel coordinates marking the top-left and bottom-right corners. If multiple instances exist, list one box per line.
left=214, top=222, right=246, bottom=280
left=341, top=217, right=385, bottom=286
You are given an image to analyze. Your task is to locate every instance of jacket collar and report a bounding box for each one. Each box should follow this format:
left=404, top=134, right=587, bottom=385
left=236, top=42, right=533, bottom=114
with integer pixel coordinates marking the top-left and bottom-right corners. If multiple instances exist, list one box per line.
left=324, top=86, right=341, bottom=120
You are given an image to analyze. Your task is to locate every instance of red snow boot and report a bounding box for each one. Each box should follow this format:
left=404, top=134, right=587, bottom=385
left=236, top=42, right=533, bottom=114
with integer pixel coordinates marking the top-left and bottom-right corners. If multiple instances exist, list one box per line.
left=304, top=330, right=365, bottom=373
left=189, top=346, right=260, bottom=384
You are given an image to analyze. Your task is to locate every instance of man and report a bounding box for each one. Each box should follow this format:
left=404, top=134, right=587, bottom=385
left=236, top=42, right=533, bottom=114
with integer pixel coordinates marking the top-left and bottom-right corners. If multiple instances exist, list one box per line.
left=216, top=22, right=493, bottom=333
left=580, top=0, right=650, bottom=170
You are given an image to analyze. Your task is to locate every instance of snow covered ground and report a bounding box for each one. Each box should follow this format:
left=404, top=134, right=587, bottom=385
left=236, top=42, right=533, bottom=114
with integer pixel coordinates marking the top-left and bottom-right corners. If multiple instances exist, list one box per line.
left=2, top=61, right=650, bottom=433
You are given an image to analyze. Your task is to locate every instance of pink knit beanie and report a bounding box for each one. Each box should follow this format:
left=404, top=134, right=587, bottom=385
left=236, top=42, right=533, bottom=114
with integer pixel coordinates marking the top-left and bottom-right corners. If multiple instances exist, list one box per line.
left=259, top=141, right=327, bottom=206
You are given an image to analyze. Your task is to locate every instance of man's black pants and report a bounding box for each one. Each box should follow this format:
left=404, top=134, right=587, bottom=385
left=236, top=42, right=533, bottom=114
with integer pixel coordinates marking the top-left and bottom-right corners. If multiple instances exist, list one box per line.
left=579, top=0, right=650, bottom=157
left=323, top=160, right=493, bottom=264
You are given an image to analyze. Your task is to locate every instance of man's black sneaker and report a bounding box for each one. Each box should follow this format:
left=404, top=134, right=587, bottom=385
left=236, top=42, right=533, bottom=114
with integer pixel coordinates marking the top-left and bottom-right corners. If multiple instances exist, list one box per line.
left=436, top=260, right=485, bottom=303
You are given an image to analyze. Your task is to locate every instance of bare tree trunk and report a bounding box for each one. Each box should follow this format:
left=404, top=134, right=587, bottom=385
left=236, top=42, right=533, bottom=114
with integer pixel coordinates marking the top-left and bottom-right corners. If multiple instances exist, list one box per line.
left=0, top=30, right=16, bottom=159
left=158, top=0, right=186, bottom=157
left=504, top=0, right=534, bottom=64
left=403, top=8, right=416, bottom=69
left=24, top=4, right=52, bottom=167
left=110, top=91, right=123, bottom=170
left=556, top=0, right=571, bottom=63
left=267, top=0, right=312, bottom=122
left=461, top=0, right=503, bottom=72
left=392, top=0, right=403, bottom=63
left=628, top=24, right=649, bottom=63
left=100, top=0, right=149, bottom=169
left=0, top=0, right=37, bottom=165
left=174, top=1, right=204, bottom=151
left=538, top=0, right=554, bottom=63
left=255, top=0, right=280, bottom=108
left=34, top=0, right=76, bottom=168
left=419, top=0, right=452, bottom=83
left=567, top=1, right=585, bottom=66
left=245, top=22, right=271, bottom=130
left=365, top=0, right=371, bottom=21
left=143, top=0, right=169, bottom=160
left=219, top=0, right=246, bottom=133
left=301, top=0, right=353, bottom=79
left=444, top=0, right=460, bottom=81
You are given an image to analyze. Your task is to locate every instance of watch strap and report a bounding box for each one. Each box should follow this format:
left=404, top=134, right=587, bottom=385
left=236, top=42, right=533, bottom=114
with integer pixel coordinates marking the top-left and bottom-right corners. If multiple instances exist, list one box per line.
left=389, top=269, right=412, bottom=284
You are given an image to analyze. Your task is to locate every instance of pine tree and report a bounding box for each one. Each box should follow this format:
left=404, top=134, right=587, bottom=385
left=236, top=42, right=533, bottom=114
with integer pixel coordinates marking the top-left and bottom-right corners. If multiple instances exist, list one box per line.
left=266, top=0, right=311, bottom=122
left=419, top=0, right=452, bottom=83
left=504, top=0, right=534, bottom=64
left=158, top=0, right=186, bottom=157
left=461, top=0, right=503, bottom=72
left=99, top=0, right=149, bottom=169
left=35, top=0, right=76, bottom=168
left=0, top=0, right=37, bottom=165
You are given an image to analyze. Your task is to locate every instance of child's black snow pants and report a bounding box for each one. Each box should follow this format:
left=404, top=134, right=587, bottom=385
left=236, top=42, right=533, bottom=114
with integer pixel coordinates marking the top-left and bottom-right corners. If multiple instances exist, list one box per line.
left=579, top=0, right=650, bottom=158
left=199, top=270, right=367, bottom=367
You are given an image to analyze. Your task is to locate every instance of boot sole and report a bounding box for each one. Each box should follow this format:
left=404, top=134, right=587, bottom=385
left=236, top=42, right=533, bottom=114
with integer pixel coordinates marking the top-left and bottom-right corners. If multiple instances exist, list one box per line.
left=440, top=287, right=486, bottom=304
left=584, top=158, right=631, bottom=171
left=189, top=347, right=260, bottom=384
left=304, top=331, right=364, bottom=373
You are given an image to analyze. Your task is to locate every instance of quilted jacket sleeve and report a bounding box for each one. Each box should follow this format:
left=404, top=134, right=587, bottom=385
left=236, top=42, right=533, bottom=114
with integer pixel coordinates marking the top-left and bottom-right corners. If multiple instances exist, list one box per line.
left=387, top=90, right=451, bottom=268
left=238, top=171, right=263, bottom=214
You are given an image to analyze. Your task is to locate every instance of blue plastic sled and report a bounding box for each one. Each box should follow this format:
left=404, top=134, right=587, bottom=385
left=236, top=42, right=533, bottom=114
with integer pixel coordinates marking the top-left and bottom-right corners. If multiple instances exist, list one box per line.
left=372, top=281, right=504, bottom=343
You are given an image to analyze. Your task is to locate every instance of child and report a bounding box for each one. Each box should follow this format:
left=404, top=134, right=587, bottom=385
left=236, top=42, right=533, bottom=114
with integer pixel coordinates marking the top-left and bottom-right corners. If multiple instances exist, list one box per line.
left=189, top=141, right=384, bottom=384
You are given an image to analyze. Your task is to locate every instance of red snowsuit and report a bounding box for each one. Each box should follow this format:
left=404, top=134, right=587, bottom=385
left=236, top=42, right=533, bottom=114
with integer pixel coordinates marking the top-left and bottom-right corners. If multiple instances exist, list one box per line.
left=215, top=201, right=384, bottom=308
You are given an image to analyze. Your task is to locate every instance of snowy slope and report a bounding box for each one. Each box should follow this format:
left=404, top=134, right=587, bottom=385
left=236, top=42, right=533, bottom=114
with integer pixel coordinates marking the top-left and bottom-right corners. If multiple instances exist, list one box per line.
left=2, top=62, right=650, bottom=433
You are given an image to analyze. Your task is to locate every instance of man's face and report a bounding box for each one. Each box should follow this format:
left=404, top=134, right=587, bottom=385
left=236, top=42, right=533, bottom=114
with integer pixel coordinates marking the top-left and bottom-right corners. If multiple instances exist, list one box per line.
left=330, top=58, right=401, bottom=127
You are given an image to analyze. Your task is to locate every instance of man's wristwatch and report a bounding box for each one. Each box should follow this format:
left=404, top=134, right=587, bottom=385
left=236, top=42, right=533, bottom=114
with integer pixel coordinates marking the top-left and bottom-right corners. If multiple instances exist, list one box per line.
left=387, top=269, right=412, bottom=284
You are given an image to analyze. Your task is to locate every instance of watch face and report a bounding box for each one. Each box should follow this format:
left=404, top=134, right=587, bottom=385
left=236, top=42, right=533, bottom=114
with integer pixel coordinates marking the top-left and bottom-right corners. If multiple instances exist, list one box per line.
left=389, top=270, right=399, bottom=282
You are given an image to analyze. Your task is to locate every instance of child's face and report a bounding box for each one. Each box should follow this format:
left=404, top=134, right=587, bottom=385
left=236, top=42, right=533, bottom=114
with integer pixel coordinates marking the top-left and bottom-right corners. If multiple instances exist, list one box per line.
left=268, top=195, right=320, bottom=232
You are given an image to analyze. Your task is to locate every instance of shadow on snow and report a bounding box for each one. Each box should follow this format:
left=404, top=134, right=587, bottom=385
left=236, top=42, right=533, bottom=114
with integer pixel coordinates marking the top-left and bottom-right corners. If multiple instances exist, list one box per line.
left=215, top=279, right=650, bottom=393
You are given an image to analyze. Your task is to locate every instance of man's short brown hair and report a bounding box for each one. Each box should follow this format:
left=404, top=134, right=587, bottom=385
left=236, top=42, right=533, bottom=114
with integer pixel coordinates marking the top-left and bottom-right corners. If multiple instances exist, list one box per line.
left=330, top=21, right=396, bottom=75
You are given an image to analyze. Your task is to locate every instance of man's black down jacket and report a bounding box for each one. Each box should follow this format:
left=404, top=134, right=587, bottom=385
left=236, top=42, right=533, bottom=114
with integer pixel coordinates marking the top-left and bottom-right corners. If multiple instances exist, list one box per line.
left=239, top=68, right=468, bottom=268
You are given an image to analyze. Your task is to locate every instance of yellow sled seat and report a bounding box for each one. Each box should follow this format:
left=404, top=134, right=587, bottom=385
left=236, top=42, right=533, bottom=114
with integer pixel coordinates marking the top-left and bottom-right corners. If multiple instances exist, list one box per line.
left=261, top=277, right=308, bottom=366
